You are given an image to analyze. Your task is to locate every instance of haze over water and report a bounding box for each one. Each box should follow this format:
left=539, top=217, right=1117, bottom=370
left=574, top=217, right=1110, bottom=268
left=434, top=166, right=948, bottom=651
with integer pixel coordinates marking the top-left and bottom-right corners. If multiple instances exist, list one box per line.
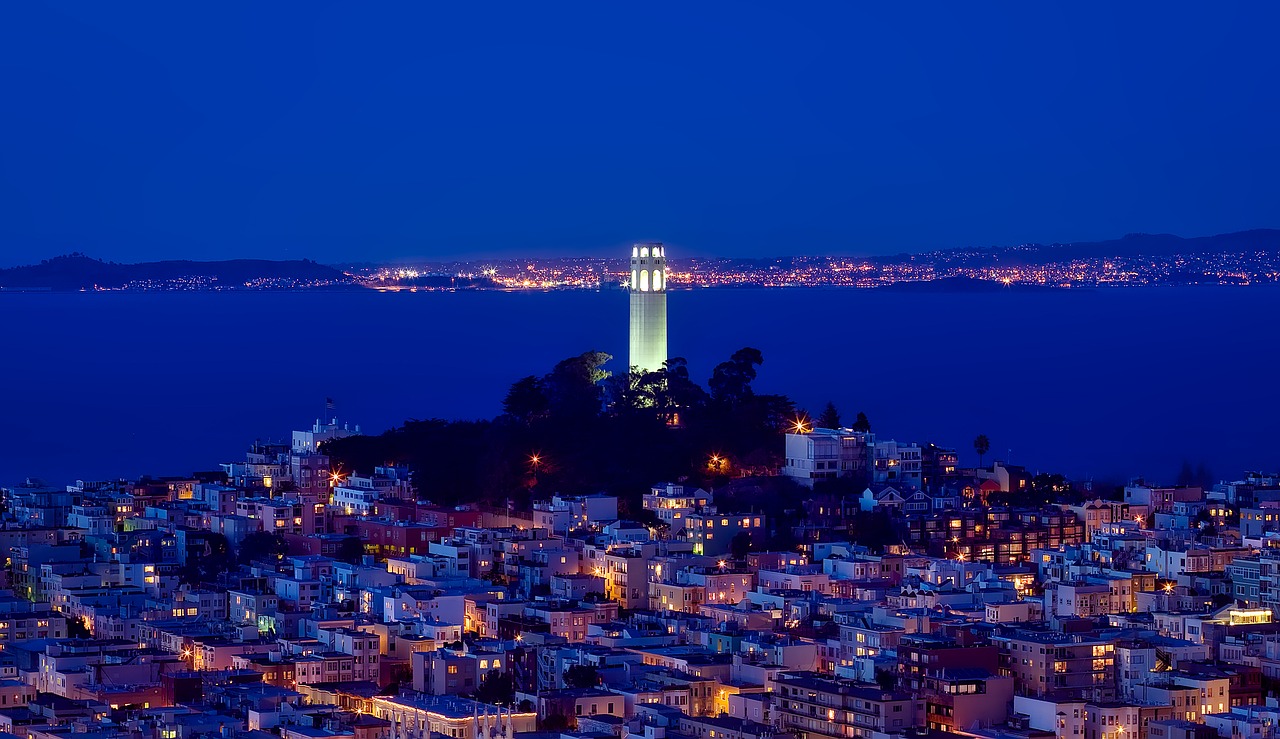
left=3, top=286, right=1276, bottom=487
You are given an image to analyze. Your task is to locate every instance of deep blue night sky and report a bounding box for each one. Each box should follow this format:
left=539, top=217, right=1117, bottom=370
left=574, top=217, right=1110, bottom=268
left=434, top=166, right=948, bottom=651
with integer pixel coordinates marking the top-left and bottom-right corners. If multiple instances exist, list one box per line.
left=2, top=3, right=1277, bottom=265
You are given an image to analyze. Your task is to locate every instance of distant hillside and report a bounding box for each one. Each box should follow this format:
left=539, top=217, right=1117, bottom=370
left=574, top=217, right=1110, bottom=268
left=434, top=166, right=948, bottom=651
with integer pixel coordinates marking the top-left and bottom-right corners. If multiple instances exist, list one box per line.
left=1044, top=229, right=1280, bottom=260
left=0, top=254, right=350, bottom=290
left=947, top=229, right=1280, bottom=267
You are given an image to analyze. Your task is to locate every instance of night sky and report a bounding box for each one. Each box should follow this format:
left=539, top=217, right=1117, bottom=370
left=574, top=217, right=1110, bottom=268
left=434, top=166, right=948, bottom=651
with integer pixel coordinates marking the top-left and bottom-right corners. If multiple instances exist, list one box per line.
left=2, top=3, right=1277, bottom=265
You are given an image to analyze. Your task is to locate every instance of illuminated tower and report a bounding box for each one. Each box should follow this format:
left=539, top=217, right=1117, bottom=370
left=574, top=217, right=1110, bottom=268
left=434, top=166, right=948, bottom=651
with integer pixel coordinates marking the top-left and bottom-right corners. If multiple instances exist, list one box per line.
left=628, top=242, right=667, bottom=373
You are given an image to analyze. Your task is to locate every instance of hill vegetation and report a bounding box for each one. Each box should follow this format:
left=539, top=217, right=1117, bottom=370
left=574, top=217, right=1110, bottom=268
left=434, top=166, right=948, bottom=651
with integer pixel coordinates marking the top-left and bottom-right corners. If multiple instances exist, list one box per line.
left=323, top=349, right=841, bottom=522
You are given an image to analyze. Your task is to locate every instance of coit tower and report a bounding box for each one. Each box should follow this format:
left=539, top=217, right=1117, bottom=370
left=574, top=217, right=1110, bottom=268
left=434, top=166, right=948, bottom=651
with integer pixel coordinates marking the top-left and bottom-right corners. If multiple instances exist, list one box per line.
left=628, top=242, right=667, bottom=373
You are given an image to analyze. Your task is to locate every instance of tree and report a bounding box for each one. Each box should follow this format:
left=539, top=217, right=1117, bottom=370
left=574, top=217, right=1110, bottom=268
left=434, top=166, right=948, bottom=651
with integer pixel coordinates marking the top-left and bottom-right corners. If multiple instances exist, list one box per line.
left=564, top=664, right=600, bottom=689
left=483, top=556, right=507, bottom=586
left=335, top=537, right=365, bottom=565
left=67, top=617, right=92, bottom=639
left=974, top=434, right=990, bottom=468
left=1194, top=462, right=1213, bottom=489
left=874, top=668, right=897, bottom=692
left=730, top=531, right=752, bottom=560
left=817, top=402, right=841, bottom=430
left=631, top=507, right=668, bottom=535
left=1174, top=460, right=1214, bottom=489
left=657, top=357, right=707, bottom=422
left=543, top=351, right=611, bottom=418
left=850, top=412, right=871, bottom=433
left=473, top=669, right=515, bottom=705
left=502, top=376, right=548, bottom=423
left=604, top=367, right=665, bottom=416
left=539, top=713, right=572, bottom=732
left=849, top=510, right=899, bottom=554
left=239, top=532, right=288, bottom=564
left=708, top=348, right=763, bottom=406
left=180, top=532, right=234, bottom=584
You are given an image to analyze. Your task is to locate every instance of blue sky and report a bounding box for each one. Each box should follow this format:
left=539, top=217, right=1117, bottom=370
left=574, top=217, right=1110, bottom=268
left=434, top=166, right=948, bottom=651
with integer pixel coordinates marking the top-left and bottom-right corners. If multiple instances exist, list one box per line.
left=1, top=2, right=1277, bottom=265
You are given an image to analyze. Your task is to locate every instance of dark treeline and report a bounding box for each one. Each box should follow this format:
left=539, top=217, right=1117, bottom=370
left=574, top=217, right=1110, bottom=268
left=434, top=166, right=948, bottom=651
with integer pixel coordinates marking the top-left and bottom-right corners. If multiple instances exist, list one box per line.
left=324, top=348, right=813, bottom=515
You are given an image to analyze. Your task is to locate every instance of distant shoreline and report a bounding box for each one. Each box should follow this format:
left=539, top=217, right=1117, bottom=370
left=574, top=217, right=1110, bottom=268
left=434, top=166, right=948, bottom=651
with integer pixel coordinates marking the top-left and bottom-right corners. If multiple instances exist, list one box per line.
left=7, top=281, right=1280, bottom=295
left=6, top=229, right=1280, bottom=291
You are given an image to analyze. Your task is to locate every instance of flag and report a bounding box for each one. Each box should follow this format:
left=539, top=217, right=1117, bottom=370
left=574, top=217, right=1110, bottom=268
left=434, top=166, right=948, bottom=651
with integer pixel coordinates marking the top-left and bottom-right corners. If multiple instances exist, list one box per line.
left=326, top=397, right=335, bottom=410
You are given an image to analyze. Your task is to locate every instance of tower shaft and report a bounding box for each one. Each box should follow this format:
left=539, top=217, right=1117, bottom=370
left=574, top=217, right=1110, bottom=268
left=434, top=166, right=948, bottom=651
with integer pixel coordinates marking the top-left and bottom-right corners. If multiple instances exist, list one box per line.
left=628, top=243, right=668, bottom=373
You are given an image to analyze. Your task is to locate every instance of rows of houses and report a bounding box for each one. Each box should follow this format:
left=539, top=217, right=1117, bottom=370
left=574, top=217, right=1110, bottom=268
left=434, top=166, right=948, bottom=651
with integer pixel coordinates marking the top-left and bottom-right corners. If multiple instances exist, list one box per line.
left=0, top=419, right=1279, bottom=739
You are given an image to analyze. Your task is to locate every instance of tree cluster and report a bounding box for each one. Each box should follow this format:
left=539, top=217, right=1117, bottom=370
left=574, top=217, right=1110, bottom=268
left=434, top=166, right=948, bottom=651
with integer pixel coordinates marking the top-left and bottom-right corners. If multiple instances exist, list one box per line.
left=178, top=531, right=289, bottom=585
left=324, top=348, right=803, bottom=511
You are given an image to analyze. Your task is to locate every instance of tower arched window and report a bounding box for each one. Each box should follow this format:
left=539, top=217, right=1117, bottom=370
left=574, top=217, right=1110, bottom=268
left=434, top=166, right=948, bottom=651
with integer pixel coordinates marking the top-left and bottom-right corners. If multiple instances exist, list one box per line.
left=639, top=270, right=649, bottom=292
left=631, top=270, right=638, bottom=291
left=632, top=247, right=639, bottom=258
left=640, top=247, right=650, bottom=258
left=652, top=270, right=663, bottom=291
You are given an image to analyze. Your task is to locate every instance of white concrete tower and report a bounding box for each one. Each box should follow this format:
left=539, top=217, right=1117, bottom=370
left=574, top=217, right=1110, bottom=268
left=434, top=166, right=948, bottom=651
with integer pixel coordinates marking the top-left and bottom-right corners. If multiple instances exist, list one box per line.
left=628, top=242, right=668, bottom=373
